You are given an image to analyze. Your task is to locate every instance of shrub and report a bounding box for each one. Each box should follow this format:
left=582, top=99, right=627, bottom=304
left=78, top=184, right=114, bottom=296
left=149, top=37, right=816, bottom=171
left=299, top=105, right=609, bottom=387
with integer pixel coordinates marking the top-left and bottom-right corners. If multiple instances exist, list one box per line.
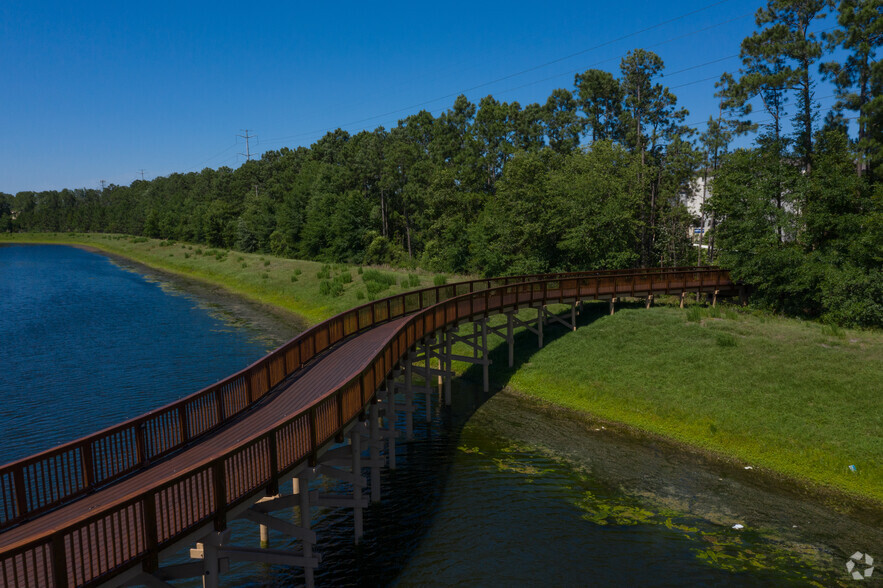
left=407, top=273, right=420, bottom=288
left=362, top=269, right=396, bottom=287
left=433, top=274, right=448, bottom=286
left=264, top=260, right=270, bottom=267
left=184, top=252, right=190, bottom=259
left=241, top=262, right=247, bottom=268
left=294, top=268, right=302, bottom=276
left=686, top=306, right=702, bottom=323
left=356, top=290, right=365, bottom=300
left=290, top=275, right=298, bottom=282
left=334, top=272, right=353, bottom=285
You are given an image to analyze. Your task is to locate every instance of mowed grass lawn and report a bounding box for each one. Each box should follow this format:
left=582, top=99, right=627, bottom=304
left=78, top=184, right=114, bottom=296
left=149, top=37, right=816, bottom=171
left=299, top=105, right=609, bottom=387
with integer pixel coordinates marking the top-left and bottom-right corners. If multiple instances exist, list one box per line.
left=0, top=233, right=459, bottom=324
left=492, top=302, right=883, bottom=503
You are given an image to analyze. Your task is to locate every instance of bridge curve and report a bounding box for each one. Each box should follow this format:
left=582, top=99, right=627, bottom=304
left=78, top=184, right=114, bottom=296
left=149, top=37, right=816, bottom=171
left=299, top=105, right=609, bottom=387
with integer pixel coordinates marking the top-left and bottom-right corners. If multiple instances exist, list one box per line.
left=0, top=267, right=737, bottom=587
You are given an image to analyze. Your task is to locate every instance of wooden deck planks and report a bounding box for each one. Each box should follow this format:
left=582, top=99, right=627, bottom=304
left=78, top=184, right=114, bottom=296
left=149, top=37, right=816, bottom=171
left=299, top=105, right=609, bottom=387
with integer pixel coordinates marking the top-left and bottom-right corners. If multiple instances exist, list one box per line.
left=0, top=315, right=411, bottom=554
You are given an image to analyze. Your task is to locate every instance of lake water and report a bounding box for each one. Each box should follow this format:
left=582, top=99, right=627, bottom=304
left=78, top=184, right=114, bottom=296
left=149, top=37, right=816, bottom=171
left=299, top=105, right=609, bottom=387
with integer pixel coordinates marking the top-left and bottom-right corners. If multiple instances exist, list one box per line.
left=0, top=244, right=871, bottom=587
left=0, top=244, right=273, bottom=463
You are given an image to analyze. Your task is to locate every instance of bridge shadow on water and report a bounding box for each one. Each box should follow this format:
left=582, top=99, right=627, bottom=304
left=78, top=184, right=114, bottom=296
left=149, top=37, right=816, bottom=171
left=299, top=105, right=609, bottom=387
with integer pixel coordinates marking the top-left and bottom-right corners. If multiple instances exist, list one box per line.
left=238, top=301, right=641, bottom=587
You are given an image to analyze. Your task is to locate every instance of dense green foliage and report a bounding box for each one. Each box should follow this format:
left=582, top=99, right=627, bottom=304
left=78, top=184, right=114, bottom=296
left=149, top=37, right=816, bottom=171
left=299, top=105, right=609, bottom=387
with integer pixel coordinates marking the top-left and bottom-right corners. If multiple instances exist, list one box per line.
left=1, top=0, right=880, bottom=325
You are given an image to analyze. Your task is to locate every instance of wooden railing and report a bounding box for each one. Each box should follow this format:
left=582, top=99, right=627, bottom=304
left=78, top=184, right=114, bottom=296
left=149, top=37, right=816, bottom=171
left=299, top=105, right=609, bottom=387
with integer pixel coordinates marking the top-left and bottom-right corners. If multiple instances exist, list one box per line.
left=0, top=268, right=735, bottom=587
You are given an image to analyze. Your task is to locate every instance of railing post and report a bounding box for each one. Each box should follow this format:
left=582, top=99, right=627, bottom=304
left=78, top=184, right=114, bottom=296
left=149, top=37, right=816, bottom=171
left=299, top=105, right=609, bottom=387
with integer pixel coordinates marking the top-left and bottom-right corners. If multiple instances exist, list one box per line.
left=336, top=390, right=344, bottom=436
left=178, top=405, right=190, bottom=444
left=14, top=467, right=27, bottom=519
left=309, top=407, right=319, bottom=467
left=51, top=531, right=68, bottom=588
left=135, top=422, right=147, bottom=466
left=212, top=460, right=227, bottom=531
left=142, top=490, right=159, bottom=572
left=266, top=432, right=279, bottom=496
left=81, top=441, right=94, bottom=489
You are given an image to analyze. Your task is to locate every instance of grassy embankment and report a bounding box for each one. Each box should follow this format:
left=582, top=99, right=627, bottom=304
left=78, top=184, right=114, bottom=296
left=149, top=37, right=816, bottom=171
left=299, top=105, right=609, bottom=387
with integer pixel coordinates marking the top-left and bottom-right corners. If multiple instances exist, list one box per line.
left=0, top=232, right=456, bottom=323
left=4, top=233, right=881, bottom=504
left=464, top=302, right=883, bottom=505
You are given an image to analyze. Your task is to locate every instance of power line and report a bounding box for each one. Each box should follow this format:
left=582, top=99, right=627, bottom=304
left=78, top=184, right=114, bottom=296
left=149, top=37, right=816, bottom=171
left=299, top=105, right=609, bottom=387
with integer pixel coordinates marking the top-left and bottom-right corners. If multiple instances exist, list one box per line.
left=259, top=2, right=750, bottom=148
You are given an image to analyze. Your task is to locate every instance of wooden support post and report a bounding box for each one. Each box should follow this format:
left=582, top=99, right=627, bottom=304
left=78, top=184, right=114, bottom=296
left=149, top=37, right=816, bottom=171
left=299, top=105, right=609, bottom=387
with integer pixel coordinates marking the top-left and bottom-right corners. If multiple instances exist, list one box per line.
left=189, top=530, right=231, bottom=588
left=259, top=523, right=269, bottom=549
left=739, top=285, right=748, bottom=307
left=680, top=291, right=686, bottom=309
left=538, top=307, right=544, bottom=348
left=386, top=384, right=397, bottom=469
left=297, top=473, right=314, bottom=588
left=369, top=402, right=381, bottom=503
left=571, top=301, right=577, bottom=331
left=506, top=313, right=514, bottom=368
left=481, top=318, right=489, bottom=393
left=645, top=294, right=653, bottom=309
left=444, top=330, right=452, bottom=406
left=423, top=338, right=432, bottom=423
left=350, top=430, right=363, bottom=544
left=404, top=358, right=413, bottom=440
left=712, top=289, right=719, bottom=307
left=609, top=297, right=616, bottom=315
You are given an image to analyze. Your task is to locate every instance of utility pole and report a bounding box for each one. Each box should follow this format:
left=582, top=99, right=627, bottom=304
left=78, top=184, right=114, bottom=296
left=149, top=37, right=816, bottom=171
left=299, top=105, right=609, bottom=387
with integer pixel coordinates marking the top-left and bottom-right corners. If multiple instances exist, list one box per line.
left=238, top=129, right=257, bottom=161
left=138, top=169, right=146, bottom=181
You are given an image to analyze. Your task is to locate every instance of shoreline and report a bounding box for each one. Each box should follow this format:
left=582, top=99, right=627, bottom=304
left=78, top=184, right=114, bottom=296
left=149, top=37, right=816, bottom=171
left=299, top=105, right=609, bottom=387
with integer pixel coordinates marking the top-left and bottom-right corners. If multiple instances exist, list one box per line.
left=3, top=235, right=880, bottom=513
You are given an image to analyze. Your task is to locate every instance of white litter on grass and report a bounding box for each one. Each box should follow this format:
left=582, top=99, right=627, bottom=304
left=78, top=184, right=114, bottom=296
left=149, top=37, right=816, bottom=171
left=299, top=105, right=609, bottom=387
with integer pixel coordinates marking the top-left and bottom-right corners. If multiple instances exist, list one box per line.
left=744, top=466, right=753, bottom=470
left=732, top=524, right=744, bottom=530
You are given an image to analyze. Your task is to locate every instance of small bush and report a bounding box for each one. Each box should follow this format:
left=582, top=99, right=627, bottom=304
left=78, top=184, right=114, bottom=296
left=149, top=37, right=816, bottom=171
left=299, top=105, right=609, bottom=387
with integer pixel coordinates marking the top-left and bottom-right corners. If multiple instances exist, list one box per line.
left=294, top=268, right=302, bottom=276
left=364, top=280, right=386, bottom=298
left=317, top=268, right=331, bottom=280
left=356, top=290, right=365, bottom=300
left=184, top=252, right=191, bottom=259
left=686, top=306, right=702, bottom=323
left=357, top=266, right=363, bottom=275
left=319, top=279, right=343, bottom=297
left=237, top=256, right=244, bottom=262
left=407, top=273, right=420, bottom=288
left=334, top=272, right=353, bottom=285
left=195, top=248, right=203, bottom=255
left=264, top=260, right=270, bottom=267
left=261, top=272, right=269, bottom=280
left=290, top=275, right=298, bottom=282
left=715, top=332, right=737, bottom=348
left=433, top=274, right=448, bottom=286
left=362, top=269, right=396, bottom=287
left=821, top=323, right=845, bottom=338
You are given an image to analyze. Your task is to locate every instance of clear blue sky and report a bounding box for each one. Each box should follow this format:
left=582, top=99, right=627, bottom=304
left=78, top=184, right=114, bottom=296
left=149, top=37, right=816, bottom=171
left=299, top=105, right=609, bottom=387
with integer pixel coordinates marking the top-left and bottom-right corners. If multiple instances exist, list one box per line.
left=1, top=0, right=843, bottom=194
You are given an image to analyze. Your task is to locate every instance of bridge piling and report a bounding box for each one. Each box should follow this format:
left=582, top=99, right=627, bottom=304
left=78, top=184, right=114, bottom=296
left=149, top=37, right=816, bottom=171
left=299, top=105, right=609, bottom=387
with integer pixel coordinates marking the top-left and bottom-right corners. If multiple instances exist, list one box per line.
left=369, top=401, right=382, bottom=503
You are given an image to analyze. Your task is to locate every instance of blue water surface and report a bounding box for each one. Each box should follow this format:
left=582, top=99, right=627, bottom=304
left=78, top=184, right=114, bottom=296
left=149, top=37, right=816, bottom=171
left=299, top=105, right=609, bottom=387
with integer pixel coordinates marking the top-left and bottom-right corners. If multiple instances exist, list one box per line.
left=0, top=244, right=272, bottom=464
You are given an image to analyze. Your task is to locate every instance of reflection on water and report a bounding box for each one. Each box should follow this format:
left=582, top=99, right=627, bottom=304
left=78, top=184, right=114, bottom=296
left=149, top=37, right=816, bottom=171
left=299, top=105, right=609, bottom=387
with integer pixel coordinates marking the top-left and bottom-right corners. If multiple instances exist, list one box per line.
left=213, top=381, right=855, bottom=587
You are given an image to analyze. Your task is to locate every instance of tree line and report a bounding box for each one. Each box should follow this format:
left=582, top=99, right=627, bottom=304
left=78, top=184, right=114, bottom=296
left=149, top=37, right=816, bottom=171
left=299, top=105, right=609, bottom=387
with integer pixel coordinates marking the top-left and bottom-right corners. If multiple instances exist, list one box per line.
left=2, top=0, right=880, bottom=326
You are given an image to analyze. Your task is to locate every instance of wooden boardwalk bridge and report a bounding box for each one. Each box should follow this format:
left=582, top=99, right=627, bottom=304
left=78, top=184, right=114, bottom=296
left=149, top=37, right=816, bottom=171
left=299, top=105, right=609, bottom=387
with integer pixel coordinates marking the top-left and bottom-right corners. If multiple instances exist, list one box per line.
left=0, top=267, right=739, bottom=587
